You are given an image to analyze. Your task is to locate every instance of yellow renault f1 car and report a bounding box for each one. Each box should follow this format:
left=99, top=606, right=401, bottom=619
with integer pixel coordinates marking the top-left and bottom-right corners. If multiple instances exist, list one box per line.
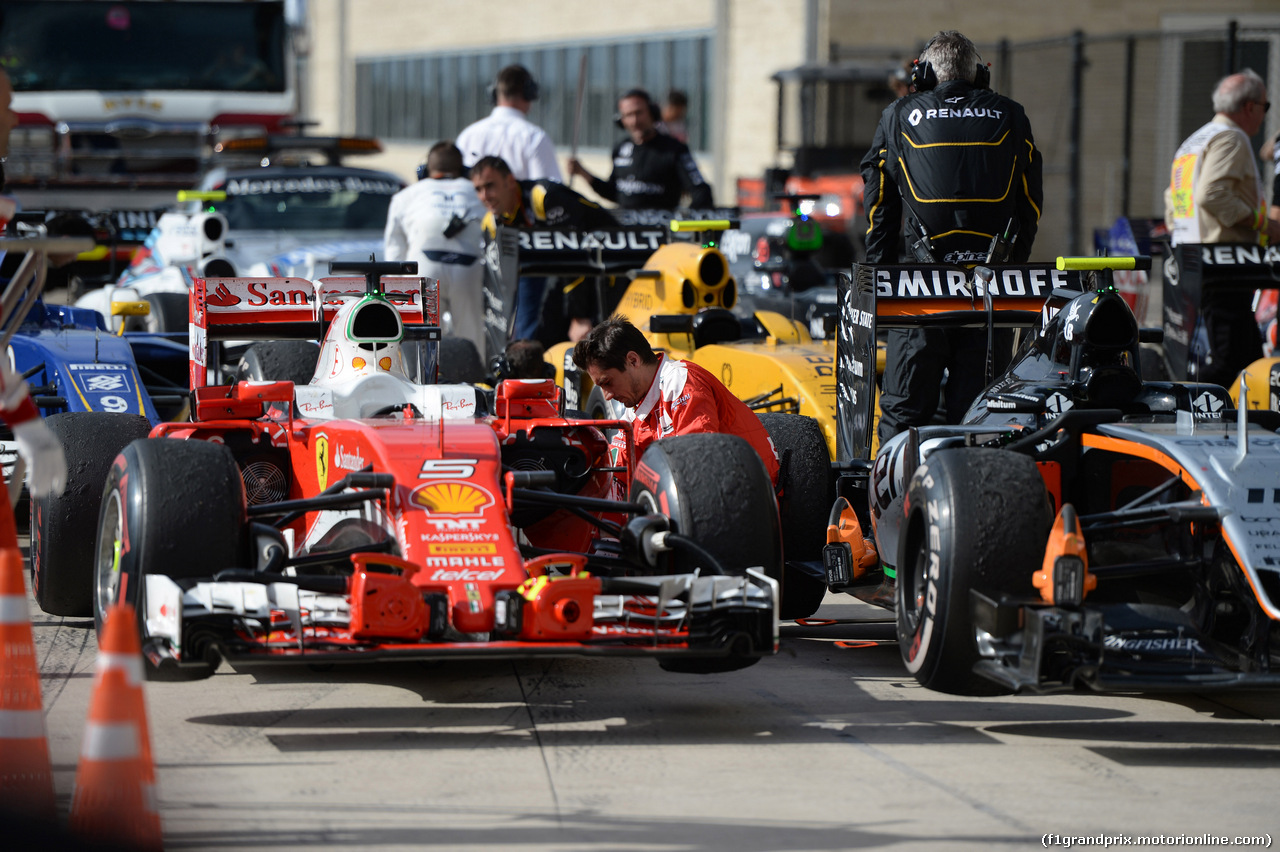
left=479, top=222, right=845, bottom=619
left=520, top=221, right=843, bottom=458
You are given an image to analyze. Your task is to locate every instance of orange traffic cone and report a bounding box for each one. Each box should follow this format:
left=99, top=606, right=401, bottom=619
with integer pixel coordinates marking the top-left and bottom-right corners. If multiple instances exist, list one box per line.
left=0, top=545, right=56, bottom=823
left=69, top=603, right=163, bottom=852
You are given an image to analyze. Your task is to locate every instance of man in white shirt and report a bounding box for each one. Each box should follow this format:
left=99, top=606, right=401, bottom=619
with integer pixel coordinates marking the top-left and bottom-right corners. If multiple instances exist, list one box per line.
left=384, top=142, right=487, bottom=350
left=456, top=65, right=561, bottom=182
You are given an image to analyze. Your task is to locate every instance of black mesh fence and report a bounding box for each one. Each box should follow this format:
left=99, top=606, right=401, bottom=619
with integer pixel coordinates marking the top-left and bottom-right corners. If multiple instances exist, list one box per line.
left=974, top=25, right=1280, bottom=259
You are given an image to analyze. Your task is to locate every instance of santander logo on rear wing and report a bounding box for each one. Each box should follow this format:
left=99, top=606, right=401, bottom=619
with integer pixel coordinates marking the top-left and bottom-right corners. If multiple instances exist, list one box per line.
left=189, top=274, right=440, bottom=388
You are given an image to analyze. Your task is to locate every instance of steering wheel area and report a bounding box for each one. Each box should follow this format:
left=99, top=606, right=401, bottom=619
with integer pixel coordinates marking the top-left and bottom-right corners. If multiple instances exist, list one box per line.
left=368, top=403, right=424, bottom=419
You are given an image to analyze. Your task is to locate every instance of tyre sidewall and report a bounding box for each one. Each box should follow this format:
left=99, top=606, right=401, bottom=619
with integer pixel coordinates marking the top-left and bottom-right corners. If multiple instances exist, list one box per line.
left=895, top=449, right=1049, bottom=693
left=95, top=446, right=146, bottom=636
left=895, top=459, right=965, bottom=688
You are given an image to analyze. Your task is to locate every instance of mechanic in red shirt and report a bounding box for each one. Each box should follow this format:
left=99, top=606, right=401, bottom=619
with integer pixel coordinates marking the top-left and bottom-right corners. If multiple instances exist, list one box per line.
left=572, top=317, right=780, bottom=487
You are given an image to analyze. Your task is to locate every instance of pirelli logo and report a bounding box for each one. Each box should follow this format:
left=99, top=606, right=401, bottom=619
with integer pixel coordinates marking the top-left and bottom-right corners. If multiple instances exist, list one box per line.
left=428, top=543, right=497, bottom=555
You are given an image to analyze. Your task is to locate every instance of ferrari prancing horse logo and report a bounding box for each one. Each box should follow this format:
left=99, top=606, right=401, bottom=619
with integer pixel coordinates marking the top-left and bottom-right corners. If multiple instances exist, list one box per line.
left=315, top=434, right=330, bottom=490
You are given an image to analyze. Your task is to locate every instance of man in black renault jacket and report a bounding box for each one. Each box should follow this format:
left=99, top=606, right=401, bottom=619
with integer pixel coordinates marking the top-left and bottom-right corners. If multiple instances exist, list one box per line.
left=862, top=30, right=1043, bottom=444
left=568, top=89, right=713, bottom=210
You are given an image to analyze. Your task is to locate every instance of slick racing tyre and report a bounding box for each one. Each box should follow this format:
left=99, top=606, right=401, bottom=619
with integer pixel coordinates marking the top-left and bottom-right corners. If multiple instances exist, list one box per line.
left=30, top=413, right=151, bottom=617
left=143, top=292, right=190, bottom=333
left=758, top=413, right=831, bottom=619
left=437, top=337, right=486, bottom=384
left=235, top=341, right=320, bottom=386
left=96, top=438, right=249, bottom=680
left=630, top=432, right=781, bottom=579
left=896, top=448, right=1050, bottom=694
left=630, top=433, right=781, bottom=674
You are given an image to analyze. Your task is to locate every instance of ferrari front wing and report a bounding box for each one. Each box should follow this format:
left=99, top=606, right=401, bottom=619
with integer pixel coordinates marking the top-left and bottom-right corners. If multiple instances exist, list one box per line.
left=140, top=568, right=778, bottom=670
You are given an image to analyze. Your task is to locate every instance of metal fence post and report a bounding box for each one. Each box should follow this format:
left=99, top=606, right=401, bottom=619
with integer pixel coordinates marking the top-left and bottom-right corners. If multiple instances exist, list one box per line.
left=1122, top=36, right=1135, bottom=218
left=1226, top=19, right=1238, bottom=75
left=1069, top=30, right=1084, bottom=255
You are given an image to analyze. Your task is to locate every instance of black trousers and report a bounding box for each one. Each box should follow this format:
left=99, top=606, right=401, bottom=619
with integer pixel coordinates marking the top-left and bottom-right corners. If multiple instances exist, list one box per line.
left=1190, top=289, right=1263, bottom=388
left=877, top=326, right=1013, bottom=445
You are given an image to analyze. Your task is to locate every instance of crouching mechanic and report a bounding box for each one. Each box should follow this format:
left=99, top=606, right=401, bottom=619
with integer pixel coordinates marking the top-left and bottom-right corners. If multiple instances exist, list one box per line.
left=572, top=317, right=779, bottom=491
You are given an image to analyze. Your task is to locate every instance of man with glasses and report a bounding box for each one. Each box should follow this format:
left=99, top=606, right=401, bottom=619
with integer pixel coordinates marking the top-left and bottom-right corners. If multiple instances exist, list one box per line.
left=1166, top=69, right=1280, bottom=385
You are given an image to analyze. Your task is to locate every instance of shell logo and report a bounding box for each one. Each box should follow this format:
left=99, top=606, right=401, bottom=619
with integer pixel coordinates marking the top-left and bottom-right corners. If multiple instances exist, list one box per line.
left=379, top=356, right=392, bottom=370
left=352, top=356, right=367, bottom=370
left=411, top=481, right=494, bottom=516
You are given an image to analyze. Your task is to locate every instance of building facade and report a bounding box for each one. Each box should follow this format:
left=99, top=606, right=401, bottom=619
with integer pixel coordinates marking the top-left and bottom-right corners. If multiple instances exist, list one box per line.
left=307, top=0, right=1280, bottom=258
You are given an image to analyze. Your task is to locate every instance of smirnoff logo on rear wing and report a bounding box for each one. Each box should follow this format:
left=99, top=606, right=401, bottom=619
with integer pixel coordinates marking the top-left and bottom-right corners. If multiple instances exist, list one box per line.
left=865, top=264, right=1083, bottom=299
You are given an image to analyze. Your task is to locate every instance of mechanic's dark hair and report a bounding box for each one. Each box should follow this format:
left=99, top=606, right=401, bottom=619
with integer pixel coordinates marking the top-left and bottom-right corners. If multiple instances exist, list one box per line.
left=666, top=89, right=688, bottom=109
left=495, top=64, right=539, bottom=102
left=426, top=142, right=464, bottom=178
left=572, top=317, right=657, bottom=372
left=618, top=89, right=661, bottom=123
left=506, top=339, right=551, bottom=379
left=471, top=156, right=513, bottom=179
left=920, top=30, right=979, bottom=84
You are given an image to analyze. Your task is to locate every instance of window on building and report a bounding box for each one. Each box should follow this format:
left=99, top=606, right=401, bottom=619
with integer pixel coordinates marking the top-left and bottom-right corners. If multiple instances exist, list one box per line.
left=355, top=32, right=713, bottom=152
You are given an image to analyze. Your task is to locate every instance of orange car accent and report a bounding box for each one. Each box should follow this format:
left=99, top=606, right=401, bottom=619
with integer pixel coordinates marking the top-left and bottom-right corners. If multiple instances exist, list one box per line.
left=1033, top=504, right=1096, bottom=606
left=517, top=565, right=600, bottom=641
left=348, top=555, right=427, bottom=641
left=825, top=497, right=879, bottom=580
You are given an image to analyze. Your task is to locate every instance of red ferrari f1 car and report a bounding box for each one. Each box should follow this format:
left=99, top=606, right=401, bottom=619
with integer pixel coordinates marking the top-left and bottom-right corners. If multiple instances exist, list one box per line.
left=34, top=261, right=789, bottom=677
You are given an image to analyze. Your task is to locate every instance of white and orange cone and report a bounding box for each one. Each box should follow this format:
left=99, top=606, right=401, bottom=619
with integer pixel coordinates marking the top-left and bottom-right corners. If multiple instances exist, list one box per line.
left=69, top=603, right=162, bottom=852
left=0, top=544, right=56, bottom=823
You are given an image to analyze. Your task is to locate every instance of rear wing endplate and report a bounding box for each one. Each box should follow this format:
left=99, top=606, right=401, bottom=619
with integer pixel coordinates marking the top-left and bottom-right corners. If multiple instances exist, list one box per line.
left=480, top=224, right=671, bottom=361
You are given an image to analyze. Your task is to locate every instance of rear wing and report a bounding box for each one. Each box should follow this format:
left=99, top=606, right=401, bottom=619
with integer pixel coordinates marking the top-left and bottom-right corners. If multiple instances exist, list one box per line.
left=480, top=224, right=671, bottom=360
left=836, top=260, right=1094, bottom=463
left=1161, top=242, right=1280, bottom=379
left=189, top=272, right=439, bottom=389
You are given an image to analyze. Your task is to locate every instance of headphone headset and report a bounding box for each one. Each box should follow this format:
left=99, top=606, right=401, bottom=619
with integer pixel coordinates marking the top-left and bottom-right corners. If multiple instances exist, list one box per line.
left=614, top=89, right=662, bottom=129
left=911, top=34, right=991, bottom=92
left=488, top=67, right=539, bottom=105
left=911, top=58, right=991, bottom=91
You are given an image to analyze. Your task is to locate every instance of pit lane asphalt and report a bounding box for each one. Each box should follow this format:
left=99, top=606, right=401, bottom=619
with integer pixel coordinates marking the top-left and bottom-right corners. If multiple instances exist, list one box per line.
left=20, top=532, right=1280, bottom=852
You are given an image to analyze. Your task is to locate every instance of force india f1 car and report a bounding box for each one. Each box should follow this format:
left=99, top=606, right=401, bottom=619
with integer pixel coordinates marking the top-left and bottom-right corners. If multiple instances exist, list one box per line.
left=35, top=261, right=787, bottom=678
left=824, top=255, right=1280, bottom=694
